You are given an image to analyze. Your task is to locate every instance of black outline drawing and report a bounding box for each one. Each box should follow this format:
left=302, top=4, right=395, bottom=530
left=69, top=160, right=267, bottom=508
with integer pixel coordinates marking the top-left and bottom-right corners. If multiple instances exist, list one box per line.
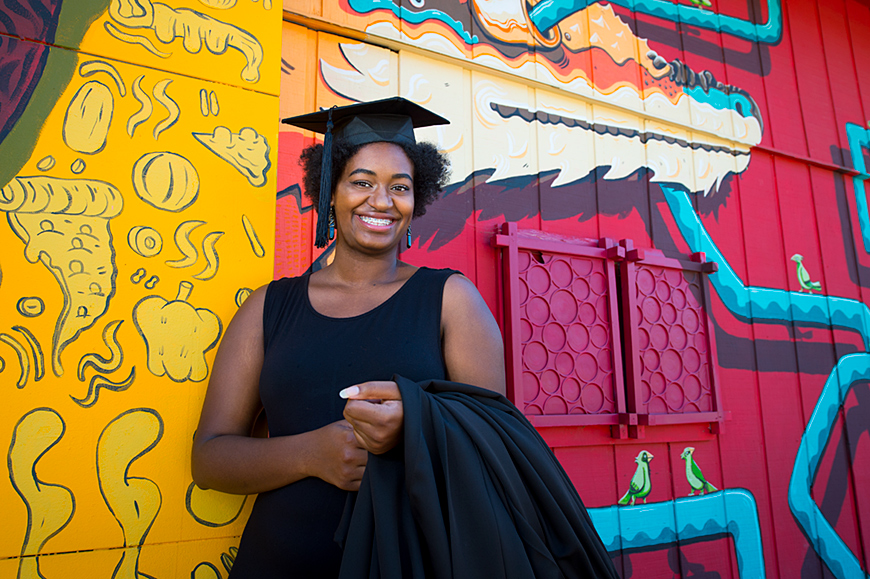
left=36, top=156, right=55, bottom=171
left=71, top=366, right=136, bottom=408
left=200, top=88, right=209, bottom=116
left=1, top=175, right=122, bottom=377
left=62, top=80, right=114, bottom=155
left=193, top=231, right=224, bottom=280
left=209, top=90, right=220, bottom=115
left=79, top=60, right=127, bottom=96
left=133, top=152, right=200, bottom=212
left=221, top=547, right=238, bottom=574
left=97, top=408, right=163, bottom=579
left=17, top=296, right=45, bottom=318
left=107, top=0, right=264, bottom=83
left=193, top=126, right=270, bottom=187
left=185, top=481, right=247, bottom=527
left=132, top=281, right=223, bottom=382
left=0, top=332, right=29, bottom=388
left=128, top=75, right=153, bottom=137
left=152, top=79, right=179, bottom=140
left=131, top=267, right=147, bottom=284
left=235, top=287, right=252, bottom=308
left=166, top=220, right=206, bottom=267
left=77, top=319, right=124, bottom=380
left=241, top=214, right=264, bottom=257
left=128, top=225, right=164, bottom=258
left=144, top=275, right=159, bottom=289
left=71, top=158, right=86, bottom=174
left=13, top=325, right=44, bottom=382
left=199, top=89, right=221, bottom=116
left=192, top=561, right=222, bottom=579
left=104, top=20, right=172, bottom=58
left=8, top=408, right=76, bottom=579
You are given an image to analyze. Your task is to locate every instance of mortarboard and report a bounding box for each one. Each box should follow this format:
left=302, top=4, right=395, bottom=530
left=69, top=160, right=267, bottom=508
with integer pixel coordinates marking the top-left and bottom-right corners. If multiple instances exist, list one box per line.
left=282, top=97, right=450, bottom=248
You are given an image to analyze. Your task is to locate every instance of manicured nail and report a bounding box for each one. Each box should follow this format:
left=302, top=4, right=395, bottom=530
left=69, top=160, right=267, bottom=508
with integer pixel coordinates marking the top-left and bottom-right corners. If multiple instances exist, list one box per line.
left=339, top=386, right=359, bottom=399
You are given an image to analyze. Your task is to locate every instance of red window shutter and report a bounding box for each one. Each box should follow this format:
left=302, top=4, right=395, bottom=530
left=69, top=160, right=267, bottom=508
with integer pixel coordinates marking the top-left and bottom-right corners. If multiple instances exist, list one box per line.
left=619, top=246, right=726, bottom=429
left=494, top=223, right=627, bottom=428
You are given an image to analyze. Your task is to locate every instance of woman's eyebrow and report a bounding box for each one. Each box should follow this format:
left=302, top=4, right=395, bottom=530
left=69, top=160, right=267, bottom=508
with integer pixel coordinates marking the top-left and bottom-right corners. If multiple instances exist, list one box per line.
left=348, top=168, right=413, bottom=181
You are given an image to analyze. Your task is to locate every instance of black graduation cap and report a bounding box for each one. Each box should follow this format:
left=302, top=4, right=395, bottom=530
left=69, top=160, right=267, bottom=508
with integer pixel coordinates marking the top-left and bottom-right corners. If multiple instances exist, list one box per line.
left=282, top=97, right=450, bottom=247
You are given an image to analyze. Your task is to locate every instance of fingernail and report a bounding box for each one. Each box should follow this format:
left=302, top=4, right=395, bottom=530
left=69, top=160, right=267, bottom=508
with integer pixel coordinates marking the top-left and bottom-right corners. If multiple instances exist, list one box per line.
left=339, top=386, right=360, bottom=399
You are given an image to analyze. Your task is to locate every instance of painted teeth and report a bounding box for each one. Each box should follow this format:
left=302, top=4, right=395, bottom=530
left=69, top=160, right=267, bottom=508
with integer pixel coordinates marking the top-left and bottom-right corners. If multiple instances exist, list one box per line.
left=360, top=216, right=392, bottom=226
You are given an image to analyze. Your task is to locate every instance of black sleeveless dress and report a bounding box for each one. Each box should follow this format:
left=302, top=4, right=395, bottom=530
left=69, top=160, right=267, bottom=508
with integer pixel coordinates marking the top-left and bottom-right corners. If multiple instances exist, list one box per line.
left=228, top=267, right=456, bottom=578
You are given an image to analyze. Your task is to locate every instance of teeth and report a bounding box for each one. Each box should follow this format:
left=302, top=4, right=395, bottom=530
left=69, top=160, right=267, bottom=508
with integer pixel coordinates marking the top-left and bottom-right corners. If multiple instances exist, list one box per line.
left=360, top=216, right=392, bottom=226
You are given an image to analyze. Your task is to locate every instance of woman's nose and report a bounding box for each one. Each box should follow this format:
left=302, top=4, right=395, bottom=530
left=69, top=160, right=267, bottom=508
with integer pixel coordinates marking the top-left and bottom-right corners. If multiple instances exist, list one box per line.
left=368, top=185, right=393, bottom=209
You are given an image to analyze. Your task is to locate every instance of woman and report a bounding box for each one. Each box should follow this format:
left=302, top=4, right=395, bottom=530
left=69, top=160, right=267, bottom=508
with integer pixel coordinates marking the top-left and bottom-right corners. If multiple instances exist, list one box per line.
left=191, top=98, right=506, bottom=577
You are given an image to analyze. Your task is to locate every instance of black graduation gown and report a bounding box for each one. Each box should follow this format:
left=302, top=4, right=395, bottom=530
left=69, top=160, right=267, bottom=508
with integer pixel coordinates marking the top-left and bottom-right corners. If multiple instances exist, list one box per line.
left=336, top=376, right=620, bottom=579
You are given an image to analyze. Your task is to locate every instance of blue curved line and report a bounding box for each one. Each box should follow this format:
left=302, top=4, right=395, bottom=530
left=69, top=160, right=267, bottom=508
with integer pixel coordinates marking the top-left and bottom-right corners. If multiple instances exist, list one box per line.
left=529, top=0, right=782, bottom=44
left=347, top=0, right=479, bottom=44
left=660, top=185, right=870, bottom=350
left=846, top=123, right=870, bottom=253
left=588, top=489, right=766, bottom=577
left=787, top=353, right=870, bottom=579
left=660, top=183, right=870, bottom=578
left=686, top=86, right=756, bottom=118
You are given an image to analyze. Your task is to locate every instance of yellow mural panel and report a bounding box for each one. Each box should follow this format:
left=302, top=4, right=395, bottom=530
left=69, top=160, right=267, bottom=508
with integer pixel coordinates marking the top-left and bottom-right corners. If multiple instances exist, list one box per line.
left=75, top=0, right=281, bottom=96
left=0, top=1, right=278, bottom=569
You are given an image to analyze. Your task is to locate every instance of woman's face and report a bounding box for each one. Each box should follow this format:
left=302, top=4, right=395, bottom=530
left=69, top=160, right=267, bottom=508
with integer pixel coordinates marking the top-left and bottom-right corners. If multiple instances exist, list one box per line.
left=332, top=142, right=415, bottom=254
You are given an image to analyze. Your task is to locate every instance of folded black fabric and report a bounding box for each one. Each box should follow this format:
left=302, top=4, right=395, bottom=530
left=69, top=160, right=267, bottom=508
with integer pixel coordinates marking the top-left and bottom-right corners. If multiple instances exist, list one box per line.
left=336, top=376, right=620, bottom=579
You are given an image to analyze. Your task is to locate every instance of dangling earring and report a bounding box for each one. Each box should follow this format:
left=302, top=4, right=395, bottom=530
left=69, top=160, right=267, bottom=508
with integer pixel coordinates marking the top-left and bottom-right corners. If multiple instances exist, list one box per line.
left=328, top=207, right=336, bottom=240
left=407, top=225, right=412, bottom=248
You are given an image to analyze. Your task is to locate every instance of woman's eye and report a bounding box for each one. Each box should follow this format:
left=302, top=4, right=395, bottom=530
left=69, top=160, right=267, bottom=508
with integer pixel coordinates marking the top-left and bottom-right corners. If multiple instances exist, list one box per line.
left=353, top=181, right=372, bottom=188
left=392, top=185, right=410, bottom=192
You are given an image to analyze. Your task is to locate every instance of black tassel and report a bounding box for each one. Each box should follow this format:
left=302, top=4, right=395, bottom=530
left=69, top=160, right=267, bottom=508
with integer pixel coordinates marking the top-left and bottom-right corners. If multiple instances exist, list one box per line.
left=315, top=108, right=335, bottom=248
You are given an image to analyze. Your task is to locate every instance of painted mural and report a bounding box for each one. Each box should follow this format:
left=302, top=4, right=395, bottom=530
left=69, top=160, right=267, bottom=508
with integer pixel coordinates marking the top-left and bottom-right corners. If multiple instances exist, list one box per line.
left=280, top=0, right=870, bottom=577
left=0, top=0, right=278, bottom=575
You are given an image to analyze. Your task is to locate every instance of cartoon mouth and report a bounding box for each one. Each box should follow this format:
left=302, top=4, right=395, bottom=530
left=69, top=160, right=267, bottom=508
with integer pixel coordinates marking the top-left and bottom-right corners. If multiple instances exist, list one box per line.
left=319, top=3, right=764, bottom=194
left=490, top=102, right=747, bottom=158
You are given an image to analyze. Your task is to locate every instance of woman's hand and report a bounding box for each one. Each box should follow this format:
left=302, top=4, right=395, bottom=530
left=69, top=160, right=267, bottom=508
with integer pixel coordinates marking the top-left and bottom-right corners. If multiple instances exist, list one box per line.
left=341, top=381, right=404, bottom=455
left=308, top=420, right=368, bottom=491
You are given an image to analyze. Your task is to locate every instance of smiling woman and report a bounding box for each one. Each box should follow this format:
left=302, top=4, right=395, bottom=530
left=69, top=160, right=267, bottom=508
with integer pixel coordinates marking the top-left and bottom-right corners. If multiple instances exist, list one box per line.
left=191, top=97, right=616, bottom=579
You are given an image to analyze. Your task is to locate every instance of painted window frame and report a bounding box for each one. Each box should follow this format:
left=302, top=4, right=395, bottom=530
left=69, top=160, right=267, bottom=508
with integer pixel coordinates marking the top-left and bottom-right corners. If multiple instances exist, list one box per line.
left=494, top=222, right=727, bottom=439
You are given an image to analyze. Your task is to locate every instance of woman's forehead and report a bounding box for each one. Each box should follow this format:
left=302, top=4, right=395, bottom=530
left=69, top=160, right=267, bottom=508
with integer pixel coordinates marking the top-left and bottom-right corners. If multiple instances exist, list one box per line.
left=346, top=142, right=414, bottom=175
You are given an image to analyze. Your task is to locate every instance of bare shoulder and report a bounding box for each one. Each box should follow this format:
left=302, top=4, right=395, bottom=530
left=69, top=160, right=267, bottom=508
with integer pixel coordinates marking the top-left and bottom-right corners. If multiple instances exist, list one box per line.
left=442, top=273, right=486, bottom=315
left=441, top=273, right=506, bottom=394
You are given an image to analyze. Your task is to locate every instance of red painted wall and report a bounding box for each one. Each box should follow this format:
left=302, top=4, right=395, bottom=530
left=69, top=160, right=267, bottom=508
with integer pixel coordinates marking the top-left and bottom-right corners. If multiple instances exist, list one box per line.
left=279, top=1, right=870, bottom=576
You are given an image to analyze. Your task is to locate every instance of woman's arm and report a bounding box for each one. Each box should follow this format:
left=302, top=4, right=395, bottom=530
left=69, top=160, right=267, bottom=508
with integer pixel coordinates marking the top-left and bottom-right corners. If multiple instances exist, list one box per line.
left=191, top=286, right=367, bottom=494
left=441, top=274, right=506, bottom=394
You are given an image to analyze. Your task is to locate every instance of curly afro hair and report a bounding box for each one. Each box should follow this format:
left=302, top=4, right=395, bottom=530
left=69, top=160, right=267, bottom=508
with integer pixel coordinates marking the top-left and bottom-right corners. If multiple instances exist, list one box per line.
left=299, top=138, right=450, bottom=219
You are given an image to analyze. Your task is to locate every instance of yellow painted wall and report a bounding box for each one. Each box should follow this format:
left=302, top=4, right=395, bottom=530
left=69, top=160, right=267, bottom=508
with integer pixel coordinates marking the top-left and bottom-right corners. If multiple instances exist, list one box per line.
left=0, top=1, right=280, bottom=576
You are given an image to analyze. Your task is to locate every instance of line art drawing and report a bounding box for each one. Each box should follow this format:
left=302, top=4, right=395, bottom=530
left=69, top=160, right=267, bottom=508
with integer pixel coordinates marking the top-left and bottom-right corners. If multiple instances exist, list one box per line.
left=63, top=81, right=115, bottom=155
left=8, top=408, right=76, bottom=579
left=133, top=281, right=222, bottom=382
left=97, top=408, right=163, bottom=578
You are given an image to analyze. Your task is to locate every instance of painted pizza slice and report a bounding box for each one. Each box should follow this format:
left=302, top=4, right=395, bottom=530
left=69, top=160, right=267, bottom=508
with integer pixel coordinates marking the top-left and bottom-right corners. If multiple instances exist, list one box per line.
left=193, top=126, right=271, bottom=187
left=1, top=176, right=122, bottom=376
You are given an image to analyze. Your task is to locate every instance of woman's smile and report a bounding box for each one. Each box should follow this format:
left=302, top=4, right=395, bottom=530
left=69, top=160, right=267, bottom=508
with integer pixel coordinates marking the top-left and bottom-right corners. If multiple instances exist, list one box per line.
left=357, top=215, right=395, bottom=228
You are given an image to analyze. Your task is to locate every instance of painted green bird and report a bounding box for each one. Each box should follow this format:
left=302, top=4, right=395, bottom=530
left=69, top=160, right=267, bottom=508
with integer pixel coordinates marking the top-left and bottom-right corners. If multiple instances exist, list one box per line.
left=618, top=450, right=654, bottom=506
left=680, top=447, right=717, bottom=496
left=689, top=0, right=713, bottom=8
left=791, top=254, right=822, bottom=293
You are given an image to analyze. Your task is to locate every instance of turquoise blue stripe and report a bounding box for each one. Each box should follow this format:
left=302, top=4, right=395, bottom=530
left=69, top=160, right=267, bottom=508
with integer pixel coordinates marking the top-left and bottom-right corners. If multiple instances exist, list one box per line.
left=529, top=0, right=782, bottom=44
left=589, top=489, right=766, bottom=577
left=347, top=0, right=479, bottom=44
left=660, top=183, right=870, bottom=579
left=788, top=354, right=870, bottom=579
